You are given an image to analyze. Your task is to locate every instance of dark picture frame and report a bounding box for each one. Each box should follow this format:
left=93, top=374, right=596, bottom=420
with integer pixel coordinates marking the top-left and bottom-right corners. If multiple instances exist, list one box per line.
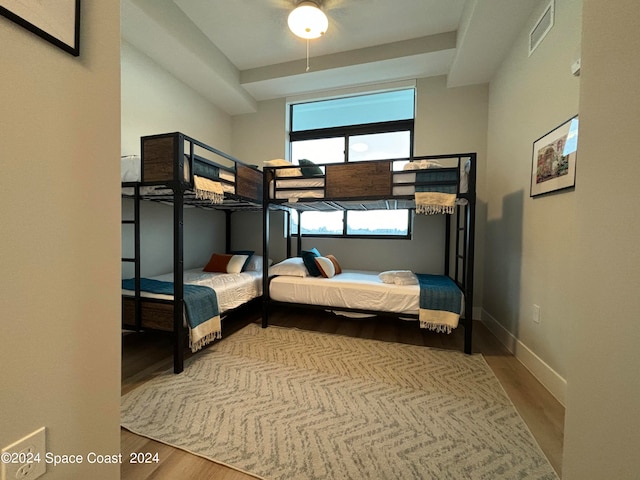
left=0, top=0, right=80, bottom=56
left=530, top=115, right=579, bottom=197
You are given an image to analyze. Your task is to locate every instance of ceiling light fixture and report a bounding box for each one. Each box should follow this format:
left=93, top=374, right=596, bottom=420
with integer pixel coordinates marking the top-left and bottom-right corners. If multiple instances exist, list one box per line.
left=288, top=1, right=328, bottom=39
left=288, top=1, right=328, bottom=72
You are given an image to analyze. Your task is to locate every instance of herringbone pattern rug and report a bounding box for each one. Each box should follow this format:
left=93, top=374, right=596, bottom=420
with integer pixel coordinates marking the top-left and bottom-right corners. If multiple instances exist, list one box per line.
left=121, top=323, right=558, bottom=480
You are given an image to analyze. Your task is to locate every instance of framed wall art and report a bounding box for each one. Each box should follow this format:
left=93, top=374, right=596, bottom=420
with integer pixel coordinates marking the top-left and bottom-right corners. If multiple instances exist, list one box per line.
left=0, top=0, right=80, bottom=56
left=530, top=115, right=579, bottom=197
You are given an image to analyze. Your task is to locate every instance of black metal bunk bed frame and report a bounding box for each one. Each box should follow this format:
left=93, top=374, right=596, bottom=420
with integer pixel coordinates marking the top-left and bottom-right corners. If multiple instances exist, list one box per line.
left=121, top=132, right=262, bottom=373
left=260, top=153, right=476, bottom=354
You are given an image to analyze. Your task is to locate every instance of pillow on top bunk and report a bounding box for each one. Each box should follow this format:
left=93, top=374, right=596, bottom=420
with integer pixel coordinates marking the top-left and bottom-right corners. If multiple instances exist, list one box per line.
left=298, top=158, right=323, bottom=177
left=269, top=257, right=309, bottom=277
left=314, top=255, right=342, bottom=278
left=264, top=159, right=302, bottom=178
left=403, top=160, right=443, bottom=170
left=203, top=253, right=250, bottom=274
left=300, top=248, right=322, bottom=277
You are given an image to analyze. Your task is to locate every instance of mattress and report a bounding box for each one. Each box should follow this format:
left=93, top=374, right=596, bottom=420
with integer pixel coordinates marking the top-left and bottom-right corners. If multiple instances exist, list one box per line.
left=122, top=268, right=262, bottom=313
left=271, top=177, right=325, bottom=200
left=269, top=270, right=420, bottom=315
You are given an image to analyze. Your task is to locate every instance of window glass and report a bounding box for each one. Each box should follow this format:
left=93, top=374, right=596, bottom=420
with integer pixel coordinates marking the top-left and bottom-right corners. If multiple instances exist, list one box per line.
left=299, top=211, right=343, bottom=235
left=292, top=89, right=415, bottom=131
left=291, top=137, right=344, bottom=165
left=346, top=210, right=409, bottom=236
left=348, top=131, right=411, bottom=163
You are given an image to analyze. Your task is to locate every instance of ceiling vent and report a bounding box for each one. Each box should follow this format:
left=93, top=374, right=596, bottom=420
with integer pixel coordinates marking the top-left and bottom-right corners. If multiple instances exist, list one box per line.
left=529, top=0, right=554, bottom=56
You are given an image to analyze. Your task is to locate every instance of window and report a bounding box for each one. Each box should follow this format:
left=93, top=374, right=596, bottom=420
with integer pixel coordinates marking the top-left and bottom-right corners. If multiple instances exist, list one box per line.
left=289, top=88, right=415, bottom=238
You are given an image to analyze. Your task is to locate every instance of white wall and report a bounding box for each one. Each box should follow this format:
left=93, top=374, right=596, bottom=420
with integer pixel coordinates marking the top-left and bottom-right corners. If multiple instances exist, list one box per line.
left=231, top=78, right=488, bottom=311
left=121, top=41, right=235, bottom=274
left=483, top=0, right=582, bottom=403
left=231, top=97, right=287, bottom=166
left=121, top=201, right=226, bottom=278
left=121, top=41, right=232, bottom=155
left=562, top=0, right=640, bottom=477
left=0, top=3, right=121, bottom=479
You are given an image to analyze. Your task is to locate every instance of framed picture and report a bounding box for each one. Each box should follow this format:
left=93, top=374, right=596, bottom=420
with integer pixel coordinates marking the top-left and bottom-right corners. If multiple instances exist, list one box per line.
left=0, top=0, right=80, bottom=56
left=530, top=115, right=579, bottom=197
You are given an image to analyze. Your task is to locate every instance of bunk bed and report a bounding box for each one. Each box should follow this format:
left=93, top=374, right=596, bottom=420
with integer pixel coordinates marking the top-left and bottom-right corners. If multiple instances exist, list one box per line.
left=261, top=154, right=476, bottom=354
left=121, top=132, right=263, bottom=373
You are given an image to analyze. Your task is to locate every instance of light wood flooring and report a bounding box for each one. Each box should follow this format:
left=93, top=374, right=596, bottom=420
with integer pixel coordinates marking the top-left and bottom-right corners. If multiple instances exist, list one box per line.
left=121, top=306, right=564, bottom=479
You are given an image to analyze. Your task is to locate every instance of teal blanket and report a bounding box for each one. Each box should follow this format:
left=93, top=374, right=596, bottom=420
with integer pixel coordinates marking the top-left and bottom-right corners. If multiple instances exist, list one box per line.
left=122, top=278, right=219, bottom=331
left=416, top=169, right=458, bottom=193
left=416, top=274, right=463, bottom=333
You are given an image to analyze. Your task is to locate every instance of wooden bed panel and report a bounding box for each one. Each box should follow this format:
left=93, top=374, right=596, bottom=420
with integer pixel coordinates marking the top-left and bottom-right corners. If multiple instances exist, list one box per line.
left=142, top=135, right=177, bottom=183
left=325, top=161, right=392, bottom=198
left=122, top=297, right=174, bottom=332
left=236, top=164, right=263, bottom=202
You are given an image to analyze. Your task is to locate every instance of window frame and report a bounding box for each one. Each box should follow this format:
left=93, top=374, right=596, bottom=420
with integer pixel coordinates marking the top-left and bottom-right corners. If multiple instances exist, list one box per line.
left=291, top=209, right=414, bottom=239
left=289, top=115, right=415, bottom=240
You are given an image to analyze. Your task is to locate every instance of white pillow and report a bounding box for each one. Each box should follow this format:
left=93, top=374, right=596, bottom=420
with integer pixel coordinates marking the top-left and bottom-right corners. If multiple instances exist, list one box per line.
left=402, top=160, right=443, bottom=170
left=460, top=158, right=471, bottom=194
left=269, top=257, right=308, bottom=277
left=378, top=270, right=418, bottom=285
left=314, top=257, right=336, bottom=278
left=264, top=158, right=302, bottom=178
left=227, top=255, right=250, bottom=274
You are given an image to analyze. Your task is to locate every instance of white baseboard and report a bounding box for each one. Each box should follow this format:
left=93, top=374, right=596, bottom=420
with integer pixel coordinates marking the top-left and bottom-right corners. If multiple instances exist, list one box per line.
left=481, top=309, right=566, bottom=406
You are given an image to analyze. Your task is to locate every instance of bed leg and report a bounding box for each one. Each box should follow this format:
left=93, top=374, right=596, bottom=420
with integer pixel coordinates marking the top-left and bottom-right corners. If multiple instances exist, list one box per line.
left=464, top=320, right=473, bottom=355
left=174, top=327, right=184, bottom=373
left=262, top=300, right=269, bottom=328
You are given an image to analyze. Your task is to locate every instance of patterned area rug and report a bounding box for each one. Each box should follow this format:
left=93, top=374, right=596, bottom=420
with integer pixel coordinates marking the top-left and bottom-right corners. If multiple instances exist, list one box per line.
left=121, top=323, right=558, bottom=480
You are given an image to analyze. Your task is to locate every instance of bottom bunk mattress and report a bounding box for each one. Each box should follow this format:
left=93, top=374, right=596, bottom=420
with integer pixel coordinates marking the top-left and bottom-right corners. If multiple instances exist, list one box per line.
left=122, top=269, right=262, bottom=350
left=269, top=270, right=464, bottom=332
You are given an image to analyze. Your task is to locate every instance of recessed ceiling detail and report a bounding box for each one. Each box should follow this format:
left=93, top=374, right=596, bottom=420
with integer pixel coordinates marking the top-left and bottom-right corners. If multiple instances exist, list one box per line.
left=122, top=0, right=538, bottom=114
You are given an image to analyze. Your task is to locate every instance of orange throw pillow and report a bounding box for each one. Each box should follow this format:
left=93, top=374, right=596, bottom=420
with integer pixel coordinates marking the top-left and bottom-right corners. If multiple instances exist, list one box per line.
left=203, top=253, right=232, bottom=272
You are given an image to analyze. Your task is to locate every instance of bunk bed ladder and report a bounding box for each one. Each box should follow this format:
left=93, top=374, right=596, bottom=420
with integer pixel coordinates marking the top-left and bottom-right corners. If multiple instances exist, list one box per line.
left=122, top=185, right=142, bottom=331
left=464, top=155, right=477, bottom=354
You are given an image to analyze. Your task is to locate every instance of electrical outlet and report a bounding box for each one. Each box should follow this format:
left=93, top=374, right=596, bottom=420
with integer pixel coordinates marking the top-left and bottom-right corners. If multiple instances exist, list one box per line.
left=532, top=304, right=541, bottom=324
left=1, top=428, right=46, bottom=480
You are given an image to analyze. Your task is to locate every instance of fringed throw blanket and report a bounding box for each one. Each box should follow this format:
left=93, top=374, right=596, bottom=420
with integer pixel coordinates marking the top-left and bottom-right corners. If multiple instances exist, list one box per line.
left=416, top=274, right=463, bottom=333
left=122, top=278, right=222, bottom=352
left=415, top=191, right=456, bottom=214
left=415, top=169, right=457, bottom=215
left=194, top=175, right=224, bottom=204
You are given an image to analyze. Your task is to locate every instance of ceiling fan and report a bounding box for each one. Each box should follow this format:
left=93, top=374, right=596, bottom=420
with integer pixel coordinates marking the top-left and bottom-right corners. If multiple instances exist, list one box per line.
left=287, top=1, right=328, bottom=39
left=287, top=0, right=329, bottom=71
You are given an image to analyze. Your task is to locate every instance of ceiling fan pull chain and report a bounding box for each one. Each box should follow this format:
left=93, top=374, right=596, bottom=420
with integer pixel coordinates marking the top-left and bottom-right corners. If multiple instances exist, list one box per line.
left=306, top=38, right=310, bottom=72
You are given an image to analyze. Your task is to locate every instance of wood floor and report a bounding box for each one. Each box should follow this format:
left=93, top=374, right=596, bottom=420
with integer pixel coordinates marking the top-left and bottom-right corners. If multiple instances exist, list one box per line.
left=121, top=306, right=564, bottom=479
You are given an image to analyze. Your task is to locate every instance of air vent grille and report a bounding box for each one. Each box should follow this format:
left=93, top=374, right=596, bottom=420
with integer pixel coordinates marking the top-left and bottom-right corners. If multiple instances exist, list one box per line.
left=529, top=0, right=554, bottom=56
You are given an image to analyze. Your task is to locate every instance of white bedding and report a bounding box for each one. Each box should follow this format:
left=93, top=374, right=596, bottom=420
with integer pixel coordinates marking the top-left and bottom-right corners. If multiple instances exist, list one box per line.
left=271, top=177, right=325, bottom=200
left=122, top=268, right=262, bottom=313
left=121, top=155, right=236, bottom=194
left=269, top=270, right=420, bottom=315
